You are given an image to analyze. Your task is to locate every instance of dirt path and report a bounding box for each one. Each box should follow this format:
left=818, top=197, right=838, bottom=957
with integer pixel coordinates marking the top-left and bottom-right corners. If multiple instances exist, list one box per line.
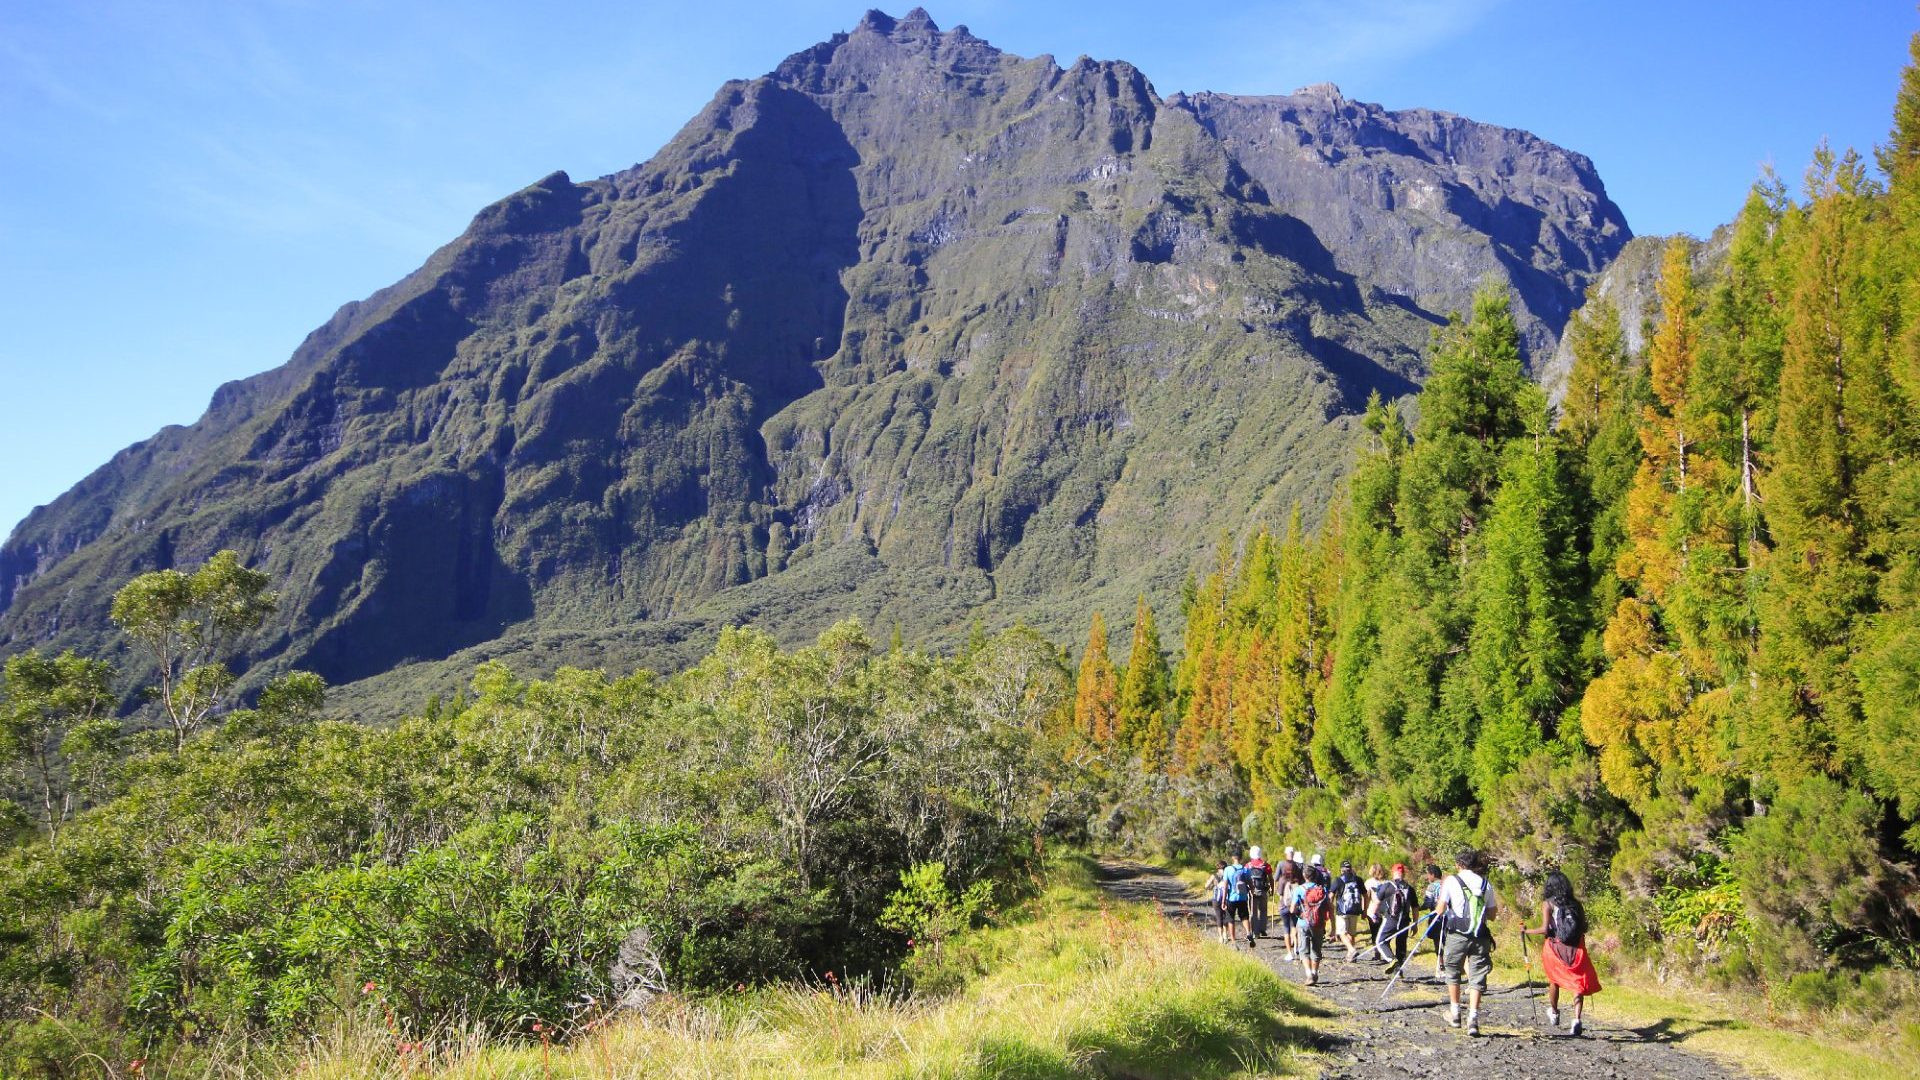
left=1095, top=860, right=1750, bottom=1080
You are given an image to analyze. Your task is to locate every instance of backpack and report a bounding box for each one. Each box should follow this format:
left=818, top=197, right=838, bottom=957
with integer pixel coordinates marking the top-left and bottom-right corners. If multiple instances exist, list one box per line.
left=1549, top=900, right=1586, bottom=946
left=1444, top=874, right=1491, bottom=938
left=1336, top=875, right=1364, bottom=915
left=1378, top=880, right=1412, bottom=924
left=1298, top=884, right=1331, bottom=929
left=1245, top=862, right=1271, bottom=897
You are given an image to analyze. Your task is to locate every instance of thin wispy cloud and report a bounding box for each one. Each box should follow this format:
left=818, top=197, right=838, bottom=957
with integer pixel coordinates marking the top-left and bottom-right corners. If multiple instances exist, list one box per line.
left=1184, top=0, right=1511, bottom=96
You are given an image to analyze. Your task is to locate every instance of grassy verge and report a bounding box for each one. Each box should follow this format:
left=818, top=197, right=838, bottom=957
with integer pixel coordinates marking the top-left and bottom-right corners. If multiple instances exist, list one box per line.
left=1476, top=940, right=1920, bottom=1080
left=282, top=854, right=1322, bottom=1079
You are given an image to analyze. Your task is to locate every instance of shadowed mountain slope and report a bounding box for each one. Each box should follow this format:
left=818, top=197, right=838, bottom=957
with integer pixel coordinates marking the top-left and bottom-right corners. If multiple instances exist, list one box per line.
left=0, top=9, right=1629, bottom=709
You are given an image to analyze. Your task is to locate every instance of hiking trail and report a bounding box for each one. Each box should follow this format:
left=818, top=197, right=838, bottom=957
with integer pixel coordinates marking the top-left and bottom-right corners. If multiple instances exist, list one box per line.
left=1095, top=860, right=1749, bottom=1080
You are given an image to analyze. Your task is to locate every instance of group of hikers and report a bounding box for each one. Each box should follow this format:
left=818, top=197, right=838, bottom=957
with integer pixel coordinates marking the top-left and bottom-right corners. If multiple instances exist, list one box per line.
left=1205, top=846, right=1602, bottom=1037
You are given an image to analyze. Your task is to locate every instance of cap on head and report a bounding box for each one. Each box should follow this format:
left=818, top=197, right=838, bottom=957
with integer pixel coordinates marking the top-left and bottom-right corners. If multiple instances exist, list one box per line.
left=1250, top=846, right=1263, bottom=860
left=1340, top=860, right=1353, bottom=871
left=1391, top=863, right=1407, bottom=876
left=1310, top=853, right=1323, bottom=866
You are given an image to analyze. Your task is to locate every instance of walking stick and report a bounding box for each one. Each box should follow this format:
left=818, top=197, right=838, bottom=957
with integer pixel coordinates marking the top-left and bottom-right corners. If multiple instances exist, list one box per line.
left=1520, top=920, right=1538, bottom=1022
left=1379, top=911, right=1439, bottom=1003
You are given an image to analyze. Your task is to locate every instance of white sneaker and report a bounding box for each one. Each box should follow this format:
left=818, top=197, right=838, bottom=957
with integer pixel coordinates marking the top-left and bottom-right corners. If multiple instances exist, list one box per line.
left=1446, top=1006, right=1461, bottom=1028
left=1466, top=1012, right=1481, bottom=1037
left=1569, top=1018, right=1583, bottom=1037
left=1546, top=1007, right=1560, bottom=1027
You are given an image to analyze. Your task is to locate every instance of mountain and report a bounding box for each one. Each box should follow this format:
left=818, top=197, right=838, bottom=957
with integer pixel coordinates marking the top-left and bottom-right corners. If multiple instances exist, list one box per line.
left=0, top=9, right=1629, bottom=709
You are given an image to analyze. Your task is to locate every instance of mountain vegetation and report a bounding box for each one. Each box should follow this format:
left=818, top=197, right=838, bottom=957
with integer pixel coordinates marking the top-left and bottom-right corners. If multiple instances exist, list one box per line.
left=0, top=9, right=1626, bottom=711
left=4, top=9, right=1920, bottom=1079
left=1076, top=43, right=1920, bottom=1011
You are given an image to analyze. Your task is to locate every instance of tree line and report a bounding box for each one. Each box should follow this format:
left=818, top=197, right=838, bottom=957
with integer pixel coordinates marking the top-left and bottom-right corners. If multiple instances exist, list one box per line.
left=1069, top=39, right=1920, bottom=989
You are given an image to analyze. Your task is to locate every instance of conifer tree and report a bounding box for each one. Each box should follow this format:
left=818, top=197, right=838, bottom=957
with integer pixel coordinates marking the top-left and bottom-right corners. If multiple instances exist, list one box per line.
left=1116, top=596, right=1173, bottom=768
left=1072, top=612, right=1119, bottom=745
left=1754, top=147, right=1897, bottom=784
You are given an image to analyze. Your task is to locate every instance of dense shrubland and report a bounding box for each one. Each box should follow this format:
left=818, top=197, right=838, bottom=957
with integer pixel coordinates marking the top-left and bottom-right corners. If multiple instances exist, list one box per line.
left=0, top=614, right=1081, bottom=1075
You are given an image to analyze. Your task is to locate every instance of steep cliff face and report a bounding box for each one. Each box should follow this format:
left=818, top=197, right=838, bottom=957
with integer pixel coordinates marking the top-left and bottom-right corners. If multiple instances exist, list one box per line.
left=0, top=10, right=1630, bottom=704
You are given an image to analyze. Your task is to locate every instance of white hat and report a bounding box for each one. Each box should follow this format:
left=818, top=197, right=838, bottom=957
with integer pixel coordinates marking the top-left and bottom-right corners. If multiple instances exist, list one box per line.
left=1310, top=853, right=1324, bottom=866
left=1250, top=846, right=1263, bottom=859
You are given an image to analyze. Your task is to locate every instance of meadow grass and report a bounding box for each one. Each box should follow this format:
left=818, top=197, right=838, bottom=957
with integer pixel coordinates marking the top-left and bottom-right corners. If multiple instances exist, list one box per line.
left=274, top=854, right=1321, bottom=1079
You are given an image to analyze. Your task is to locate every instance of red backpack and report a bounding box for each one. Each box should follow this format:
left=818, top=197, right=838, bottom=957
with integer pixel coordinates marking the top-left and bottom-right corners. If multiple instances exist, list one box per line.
left=1299, top=884, right=1331, bottom=929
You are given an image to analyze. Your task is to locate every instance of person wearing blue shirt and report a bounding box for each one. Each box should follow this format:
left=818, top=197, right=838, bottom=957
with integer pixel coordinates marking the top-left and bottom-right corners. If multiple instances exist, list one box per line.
left=1223, top=854, right=1250, bottom=944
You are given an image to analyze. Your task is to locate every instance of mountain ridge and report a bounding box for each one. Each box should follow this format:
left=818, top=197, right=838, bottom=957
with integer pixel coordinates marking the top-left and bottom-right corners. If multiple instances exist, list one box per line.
left=0, top=9, right=1630, bottom=709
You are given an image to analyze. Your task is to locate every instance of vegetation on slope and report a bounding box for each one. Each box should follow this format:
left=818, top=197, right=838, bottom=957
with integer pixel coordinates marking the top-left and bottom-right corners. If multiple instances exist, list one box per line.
left=283, top=855, right=1316, bottom=1080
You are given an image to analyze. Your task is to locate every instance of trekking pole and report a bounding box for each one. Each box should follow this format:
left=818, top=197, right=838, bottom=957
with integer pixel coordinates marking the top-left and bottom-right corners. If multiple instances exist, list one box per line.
left=1359, top=909, right=1424, bottom=963
left=1379, top=912, right=1438, bottom=1003
left=1520, top=920, right=1538, bottom=1022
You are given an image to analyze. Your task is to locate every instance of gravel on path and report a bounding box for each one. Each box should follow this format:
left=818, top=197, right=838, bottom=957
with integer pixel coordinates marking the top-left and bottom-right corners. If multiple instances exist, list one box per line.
left=1095, top=860, right=1750, bottom=1080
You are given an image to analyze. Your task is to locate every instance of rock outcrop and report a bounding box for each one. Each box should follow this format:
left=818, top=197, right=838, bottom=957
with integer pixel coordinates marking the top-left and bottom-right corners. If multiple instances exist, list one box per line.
left=0, top=10, right=1631, bottom=707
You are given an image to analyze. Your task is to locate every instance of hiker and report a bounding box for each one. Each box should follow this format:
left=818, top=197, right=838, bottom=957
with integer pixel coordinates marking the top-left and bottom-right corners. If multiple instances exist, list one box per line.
left=1519, top=869, right=1602, bottom=1036
left=1223, top=853, right=1250, bottom=944
left=1436, top=847, right=1499, bottom=1037
left=1365, top=863, right=1416, bottom=968
left=1306, top=852, right=1331, bottom=889
left=1290, top=862, right=1333, bottom=986
left=1404, top=863, right=1445, bottom=978
left=1277, top=860, right=1304, bottom=962
left=1362, top=862, right=1385, bottom=947
left=1244, top=846, right=1273, bottom=948
left=1332, top=859, right=1366, bottom=961
left=1207, top=860, right=1232, bottom=943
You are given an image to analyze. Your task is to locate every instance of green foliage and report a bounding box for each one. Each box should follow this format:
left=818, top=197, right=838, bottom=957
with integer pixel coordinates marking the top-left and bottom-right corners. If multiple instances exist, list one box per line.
left=1731, top=777, right=1897, bottom=977
left=110, top=550, right=276, bottom=750
left=878, top=861, right=995, bottom=964
left=0, top=615, right=1076, bottom=1069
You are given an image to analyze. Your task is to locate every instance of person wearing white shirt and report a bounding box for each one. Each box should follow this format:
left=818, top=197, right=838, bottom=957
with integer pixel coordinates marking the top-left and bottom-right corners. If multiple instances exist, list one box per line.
left=1435, top=847, right=1499, bottom=1036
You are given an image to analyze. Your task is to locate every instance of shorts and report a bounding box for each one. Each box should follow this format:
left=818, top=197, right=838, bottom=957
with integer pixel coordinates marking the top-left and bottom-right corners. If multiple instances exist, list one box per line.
left=1442, top=931, right=1493, bottom=990
left=1299, top=924, right=1326, bottom=963
left=1227, top=898, right=1249, bottom=921
left=1333, top=914, right=1352, bottom=937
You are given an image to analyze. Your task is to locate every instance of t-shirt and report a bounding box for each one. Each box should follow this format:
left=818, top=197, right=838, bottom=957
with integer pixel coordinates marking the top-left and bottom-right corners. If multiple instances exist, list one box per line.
left=1438, top=869, right=1499, bottom=934
left=1245, top=859, right=1271, bottom=896
left=1373, top=879, right=1413, bottom=927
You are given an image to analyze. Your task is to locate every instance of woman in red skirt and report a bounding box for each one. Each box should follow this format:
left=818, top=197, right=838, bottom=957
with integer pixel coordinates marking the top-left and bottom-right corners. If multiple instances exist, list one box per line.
left=1519, top=870, right=1602, bottom=1036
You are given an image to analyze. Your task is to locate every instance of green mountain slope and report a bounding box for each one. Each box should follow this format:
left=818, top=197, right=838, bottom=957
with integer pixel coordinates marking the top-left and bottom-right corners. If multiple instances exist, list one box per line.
left=0, top=9, right=1629, bottom=710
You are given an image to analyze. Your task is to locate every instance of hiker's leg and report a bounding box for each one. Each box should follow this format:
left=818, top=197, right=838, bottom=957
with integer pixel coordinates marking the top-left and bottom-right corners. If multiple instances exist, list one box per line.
left=1573, top=993, right=1584, bottom=1019
left=1547, top=984, right=1560, bottom=1010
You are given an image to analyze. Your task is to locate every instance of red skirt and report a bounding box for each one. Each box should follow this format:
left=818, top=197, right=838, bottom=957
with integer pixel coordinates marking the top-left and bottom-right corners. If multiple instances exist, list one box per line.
left=1541, top=940, right=1602, bottom=996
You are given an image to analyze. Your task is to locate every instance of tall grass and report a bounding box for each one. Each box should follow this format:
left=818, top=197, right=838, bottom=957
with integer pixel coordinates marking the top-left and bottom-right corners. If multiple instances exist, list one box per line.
left=265, top=855, right=1317, bottom=1079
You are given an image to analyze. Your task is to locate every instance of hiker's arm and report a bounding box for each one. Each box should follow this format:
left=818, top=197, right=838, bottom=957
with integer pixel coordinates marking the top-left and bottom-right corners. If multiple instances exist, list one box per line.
left=1518, top=900, right=1549, bottom=936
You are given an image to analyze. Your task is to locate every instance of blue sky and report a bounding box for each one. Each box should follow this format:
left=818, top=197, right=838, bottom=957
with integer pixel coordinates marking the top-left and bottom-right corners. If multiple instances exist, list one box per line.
left=1, top=1, right=1912, bottom=538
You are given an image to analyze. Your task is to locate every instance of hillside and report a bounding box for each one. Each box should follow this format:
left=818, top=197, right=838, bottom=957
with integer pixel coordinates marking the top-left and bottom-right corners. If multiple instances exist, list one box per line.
left=0, top=8, right=1629, bottom=709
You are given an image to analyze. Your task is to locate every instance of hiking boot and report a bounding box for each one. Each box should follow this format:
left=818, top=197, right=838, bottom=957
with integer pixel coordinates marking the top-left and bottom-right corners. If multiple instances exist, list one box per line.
left=1307, top=971, right=1318, bottom=986
left=1446, top=1006, right=1461, bottom=1028
left=1546, top=1007, right=1560, bottom=1028
left=1466, top=1013, right=1480, bottom=1037
left=1569, top=1018, right=1583, bottom=1037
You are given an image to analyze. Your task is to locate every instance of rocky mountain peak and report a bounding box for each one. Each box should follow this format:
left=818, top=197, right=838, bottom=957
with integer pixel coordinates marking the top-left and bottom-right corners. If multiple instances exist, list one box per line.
left=0, top=11, right=1634, bottom=707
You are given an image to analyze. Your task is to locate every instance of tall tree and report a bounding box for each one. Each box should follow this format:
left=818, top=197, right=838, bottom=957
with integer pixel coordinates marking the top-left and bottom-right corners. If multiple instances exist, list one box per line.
left=1116, top=597, right=1172, bottom=768
left=0, top=650, right=117, bottom=846
left=1072, top=612, right=1119, bottom=746
left=110, top=550, right=276, bottom=751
